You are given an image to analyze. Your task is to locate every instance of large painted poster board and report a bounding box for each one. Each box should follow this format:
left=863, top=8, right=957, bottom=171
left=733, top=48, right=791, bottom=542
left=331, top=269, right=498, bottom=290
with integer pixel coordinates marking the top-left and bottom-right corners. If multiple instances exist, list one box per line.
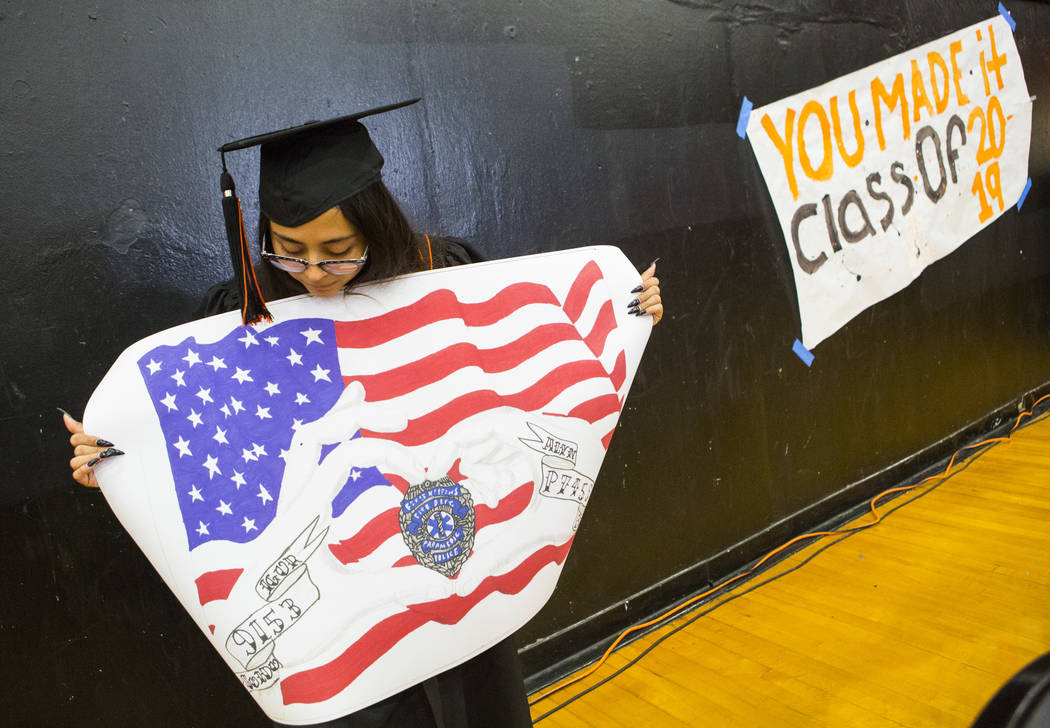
left=84, top=246, right=650, bottom=724
left=746, top=14, right=1032, bottom=349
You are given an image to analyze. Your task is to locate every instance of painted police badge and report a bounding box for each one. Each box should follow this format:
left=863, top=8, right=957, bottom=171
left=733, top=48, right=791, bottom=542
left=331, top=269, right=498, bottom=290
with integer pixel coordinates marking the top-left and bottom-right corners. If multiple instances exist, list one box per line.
left=398, top=476, right=476, bottom=578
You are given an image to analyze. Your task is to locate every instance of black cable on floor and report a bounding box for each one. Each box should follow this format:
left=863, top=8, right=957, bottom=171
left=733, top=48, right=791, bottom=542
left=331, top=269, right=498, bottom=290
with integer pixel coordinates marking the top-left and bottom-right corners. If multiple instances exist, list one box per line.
left=531, top=407, right=1046, bottom=722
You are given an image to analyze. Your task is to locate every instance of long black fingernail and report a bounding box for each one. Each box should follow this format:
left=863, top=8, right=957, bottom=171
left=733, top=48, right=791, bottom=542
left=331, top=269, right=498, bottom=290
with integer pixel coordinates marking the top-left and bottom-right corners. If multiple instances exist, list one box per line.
left=627, top=298, right=639, bottom=308
left=96, top=439, right=114, bottom=448
left=650, top=257, right=661, bottom=268
left=57, top=407, right=71, bottom=418
left=628, top=306, right=641, bottom=316
left=98, top=448, right=124, bottom=459
left=87, top=457, right=101, bottom=467
left=631, top=285, right=643, bottom=293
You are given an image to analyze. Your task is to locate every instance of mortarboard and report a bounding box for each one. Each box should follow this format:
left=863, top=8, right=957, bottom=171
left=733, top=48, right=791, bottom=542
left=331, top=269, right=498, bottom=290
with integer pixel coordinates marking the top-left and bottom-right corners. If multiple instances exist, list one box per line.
left=216, top=98, right=421, bottom=325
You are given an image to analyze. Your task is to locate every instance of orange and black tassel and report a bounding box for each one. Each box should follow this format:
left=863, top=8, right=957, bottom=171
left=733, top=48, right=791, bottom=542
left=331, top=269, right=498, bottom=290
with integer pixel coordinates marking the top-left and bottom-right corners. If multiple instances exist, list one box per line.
left=220, top=158, right=271, bottom=326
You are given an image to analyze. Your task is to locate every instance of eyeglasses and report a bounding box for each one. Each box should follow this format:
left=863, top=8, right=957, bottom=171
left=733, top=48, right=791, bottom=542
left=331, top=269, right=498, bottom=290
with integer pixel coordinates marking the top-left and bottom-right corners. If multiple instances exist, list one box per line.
left=261, top=246, right=369, bottom=275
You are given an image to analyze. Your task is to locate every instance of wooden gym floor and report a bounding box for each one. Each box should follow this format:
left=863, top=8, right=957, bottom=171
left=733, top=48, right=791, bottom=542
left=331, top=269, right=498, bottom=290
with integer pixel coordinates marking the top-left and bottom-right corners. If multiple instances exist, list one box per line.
left=528, top=413, right=1050, bottom=727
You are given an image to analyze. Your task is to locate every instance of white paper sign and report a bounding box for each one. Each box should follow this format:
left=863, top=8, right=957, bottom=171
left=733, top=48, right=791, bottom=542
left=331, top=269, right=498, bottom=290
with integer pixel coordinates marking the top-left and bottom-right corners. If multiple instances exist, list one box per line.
left=84, top=246, right=650, bottom=724
left=747, top=14, right=1032, bottom=348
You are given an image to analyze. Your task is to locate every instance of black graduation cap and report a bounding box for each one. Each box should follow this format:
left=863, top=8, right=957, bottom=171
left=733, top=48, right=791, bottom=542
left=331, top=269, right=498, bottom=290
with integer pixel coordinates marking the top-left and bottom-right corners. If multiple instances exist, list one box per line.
left=216, top=98, right=421, bottom=325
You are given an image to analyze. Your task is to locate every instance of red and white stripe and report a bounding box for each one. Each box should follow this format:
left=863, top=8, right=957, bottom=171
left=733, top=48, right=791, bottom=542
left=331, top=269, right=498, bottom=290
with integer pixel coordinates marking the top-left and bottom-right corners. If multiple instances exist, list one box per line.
left=337, top=261, right=625, bottom=447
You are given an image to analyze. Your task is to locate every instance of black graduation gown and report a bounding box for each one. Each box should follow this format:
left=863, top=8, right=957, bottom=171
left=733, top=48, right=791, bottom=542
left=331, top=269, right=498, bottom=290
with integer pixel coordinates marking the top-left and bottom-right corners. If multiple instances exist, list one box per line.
left=195, top=237, right=533, bottom=728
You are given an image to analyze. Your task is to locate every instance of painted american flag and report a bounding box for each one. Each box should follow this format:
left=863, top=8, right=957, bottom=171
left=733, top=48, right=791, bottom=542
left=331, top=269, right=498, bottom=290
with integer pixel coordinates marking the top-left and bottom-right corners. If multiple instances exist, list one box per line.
left=91, top=247, right=648, bottom=722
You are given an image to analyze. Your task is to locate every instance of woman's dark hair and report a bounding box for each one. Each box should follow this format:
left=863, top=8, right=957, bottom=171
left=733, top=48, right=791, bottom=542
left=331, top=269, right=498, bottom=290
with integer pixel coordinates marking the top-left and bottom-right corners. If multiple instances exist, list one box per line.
left=254, top=179, right=426, bottom=300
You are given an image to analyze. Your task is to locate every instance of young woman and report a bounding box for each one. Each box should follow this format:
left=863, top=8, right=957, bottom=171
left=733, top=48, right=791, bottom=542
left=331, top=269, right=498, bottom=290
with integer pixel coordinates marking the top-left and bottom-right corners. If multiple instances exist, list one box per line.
left=64, top=100, right=662, bottom=727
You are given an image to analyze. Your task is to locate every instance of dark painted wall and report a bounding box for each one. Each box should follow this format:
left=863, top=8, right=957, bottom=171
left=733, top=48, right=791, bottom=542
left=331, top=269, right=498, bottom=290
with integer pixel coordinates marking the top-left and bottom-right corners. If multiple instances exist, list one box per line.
left=3, top=1, right=1049, bottom=725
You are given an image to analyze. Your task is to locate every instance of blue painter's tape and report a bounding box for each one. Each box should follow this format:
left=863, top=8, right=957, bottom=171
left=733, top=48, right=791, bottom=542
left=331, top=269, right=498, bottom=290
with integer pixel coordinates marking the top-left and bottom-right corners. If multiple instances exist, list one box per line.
left=736, top=96, right=753, bottom=139
left=998, top=2, right=1016, bottom=32
left=792, top=339, right=814, bottom=367
left=1016, top=177, right=1032, bottom=211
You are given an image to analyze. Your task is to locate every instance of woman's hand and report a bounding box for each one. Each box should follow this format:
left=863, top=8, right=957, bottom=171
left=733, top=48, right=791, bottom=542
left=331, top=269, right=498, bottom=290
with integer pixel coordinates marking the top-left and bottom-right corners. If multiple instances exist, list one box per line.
left=62, top=410, right=122, bottom=488
left=629, top=260, right=662, bottom=325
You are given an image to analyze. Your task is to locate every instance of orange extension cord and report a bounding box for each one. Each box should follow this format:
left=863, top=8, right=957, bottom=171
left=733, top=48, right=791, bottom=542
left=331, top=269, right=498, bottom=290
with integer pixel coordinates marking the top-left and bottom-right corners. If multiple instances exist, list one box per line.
left=529, top=392, right=1050, bottom=708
